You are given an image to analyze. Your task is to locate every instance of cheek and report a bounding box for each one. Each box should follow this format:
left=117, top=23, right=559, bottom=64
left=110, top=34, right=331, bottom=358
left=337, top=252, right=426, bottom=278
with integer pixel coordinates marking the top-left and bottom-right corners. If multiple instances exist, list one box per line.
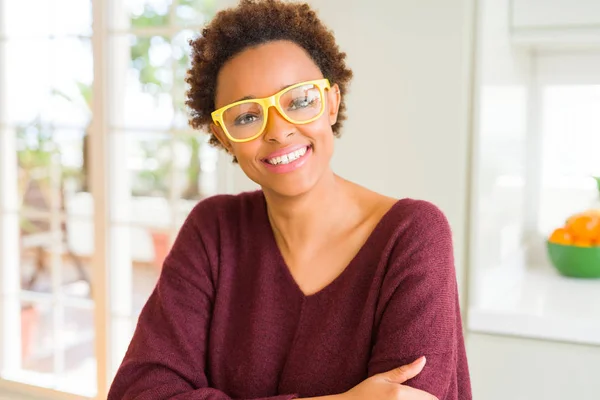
left=231, top=141, right=257, bottom=159
left=231, top=143, right=262, bottom=172
left=304, top=120, right=335, bottom=146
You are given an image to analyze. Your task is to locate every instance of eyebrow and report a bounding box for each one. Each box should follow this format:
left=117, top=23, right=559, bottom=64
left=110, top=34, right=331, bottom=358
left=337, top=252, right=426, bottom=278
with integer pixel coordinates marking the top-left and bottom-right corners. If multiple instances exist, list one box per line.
left=231, top=83, right=296, bottom=104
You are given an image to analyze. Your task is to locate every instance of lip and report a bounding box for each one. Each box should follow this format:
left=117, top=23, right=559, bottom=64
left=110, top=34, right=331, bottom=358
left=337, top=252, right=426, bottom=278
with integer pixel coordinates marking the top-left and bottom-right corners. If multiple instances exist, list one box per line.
left=261, top=145, right=312, bottom=174
left=262, top=144, right=311, bottom=161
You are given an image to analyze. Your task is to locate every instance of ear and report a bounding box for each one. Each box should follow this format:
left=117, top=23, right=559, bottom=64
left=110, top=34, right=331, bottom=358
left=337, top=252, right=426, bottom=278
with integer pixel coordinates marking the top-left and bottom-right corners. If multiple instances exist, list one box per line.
left=210, top=123, right=233, bottom=154
left=328, top=83, right=341, bottom=126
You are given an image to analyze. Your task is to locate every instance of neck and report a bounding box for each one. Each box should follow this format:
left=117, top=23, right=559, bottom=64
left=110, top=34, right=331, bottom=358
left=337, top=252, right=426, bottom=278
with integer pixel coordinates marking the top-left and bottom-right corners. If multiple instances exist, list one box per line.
left=263, top=170, right=356, bottom=253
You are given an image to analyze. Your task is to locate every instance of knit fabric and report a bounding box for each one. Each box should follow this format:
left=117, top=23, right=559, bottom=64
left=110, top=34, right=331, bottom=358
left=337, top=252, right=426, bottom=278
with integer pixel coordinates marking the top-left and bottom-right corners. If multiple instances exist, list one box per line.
left=108, top=190, right=471, bottom=400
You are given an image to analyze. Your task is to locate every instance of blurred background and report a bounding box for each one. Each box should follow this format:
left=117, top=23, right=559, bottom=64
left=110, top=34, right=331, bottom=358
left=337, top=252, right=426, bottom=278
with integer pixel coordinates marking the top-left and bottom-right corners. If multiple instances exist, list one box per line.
left=0, top=0, right=599, bottom=399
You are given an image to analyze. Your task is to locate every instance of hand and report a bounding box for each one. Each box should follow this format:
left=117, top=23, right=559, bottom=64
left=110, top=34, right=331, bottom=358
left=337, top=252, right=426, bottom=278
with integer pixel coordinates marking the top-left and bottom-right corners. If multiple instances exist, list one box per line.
left=342, top=357, right=438, bottom=400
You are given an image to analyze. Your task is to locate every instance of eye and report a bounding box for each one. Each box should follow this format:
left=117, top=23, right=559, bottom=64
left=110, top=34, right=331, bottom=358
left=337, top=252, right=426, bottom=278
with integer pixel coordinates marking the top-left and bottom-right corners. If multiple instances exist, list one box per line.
left=288, top=95, right=319, bottom=111
left=234, top=113, right=260, bottom=126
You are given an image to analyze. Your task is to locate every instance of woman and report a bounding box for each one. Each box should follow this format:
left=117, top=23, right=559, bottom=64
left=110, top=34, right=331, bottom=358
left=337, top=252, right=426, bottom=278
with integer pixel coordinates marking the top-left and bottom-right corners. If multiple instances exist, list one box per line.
left=108, top=1, right=471, bottom=399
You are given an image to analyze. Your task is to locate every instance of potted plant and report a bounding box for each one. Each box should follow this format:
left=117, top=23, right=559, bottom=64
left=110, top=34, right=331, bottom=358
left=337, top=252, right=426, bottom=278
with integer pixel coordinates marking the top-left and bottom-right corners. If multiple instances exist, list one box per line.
left=20, top=303, right=40, bottom=361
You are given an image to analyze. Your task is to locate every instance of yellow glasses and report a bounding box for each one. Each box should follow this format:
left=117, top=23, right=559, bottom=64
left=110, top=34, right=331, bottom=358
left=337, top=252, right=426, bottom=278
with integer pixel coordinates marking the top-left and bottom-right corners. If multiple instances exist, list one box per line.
left=211, top=79, right=331, bottom=143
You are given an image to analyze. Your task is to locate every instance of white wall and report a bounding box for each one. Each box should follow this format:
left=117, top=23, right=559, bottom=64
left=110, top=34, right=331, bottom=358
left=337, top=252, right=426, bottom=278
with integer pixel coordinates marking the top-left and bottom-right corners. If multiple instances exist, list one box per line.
left=222, top=0, right=477, bottom=301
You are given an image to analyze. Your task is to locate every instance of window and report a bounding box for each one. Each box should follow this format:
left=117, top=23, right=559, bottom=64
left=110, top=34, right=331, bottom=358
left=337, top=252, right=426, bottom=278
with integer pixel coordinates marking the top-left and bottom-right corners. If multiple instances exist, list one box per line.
left=0, top=0, right=220, bottom=397
left=534, top=53, right=600, bottom=243
left=468, top=19, right=600, bottom=343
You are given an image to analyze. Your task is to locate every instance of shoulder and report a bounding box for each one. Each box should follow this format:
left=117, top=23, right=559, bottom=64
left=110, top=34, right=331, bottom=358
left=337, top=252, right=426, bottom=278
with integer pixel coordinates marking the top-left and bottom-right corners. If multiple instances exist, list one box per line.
left=352, top=182, right=450, bottom=240
left=169, top=190, right=265, bottom=262
left=382, top=198, right=454, bottom=271
left=186, top=190, right=265, bottom=227
left=392, top=198, right=452, bottom=236
left=377, top=198, right=452, bottom=244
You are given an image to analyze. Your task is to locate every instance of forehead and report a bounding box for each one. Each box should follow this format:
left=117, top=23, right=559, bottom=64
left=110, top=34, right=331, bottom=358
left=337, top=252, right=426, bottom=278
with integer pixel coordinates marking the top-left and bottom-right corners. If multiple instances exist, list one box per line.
left=214, top=40, right=323, bottom=108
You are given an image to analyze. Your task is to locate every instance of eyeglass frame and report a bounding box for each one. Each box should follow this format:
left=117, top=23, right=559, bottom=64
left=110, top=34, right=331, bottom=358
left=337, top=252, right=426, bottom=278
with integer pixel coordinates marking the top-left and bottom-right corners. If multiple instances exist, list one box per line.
left=211, top=78, right=332, bottom=143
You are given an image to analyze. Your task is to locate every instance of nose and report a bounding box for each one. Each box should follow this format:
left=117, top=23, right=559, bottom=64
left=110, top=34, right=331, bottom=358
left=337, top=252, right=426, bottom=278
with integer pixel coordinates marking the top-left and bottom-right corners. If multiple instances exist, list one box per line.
left=262, top=106, right=294, bottom=143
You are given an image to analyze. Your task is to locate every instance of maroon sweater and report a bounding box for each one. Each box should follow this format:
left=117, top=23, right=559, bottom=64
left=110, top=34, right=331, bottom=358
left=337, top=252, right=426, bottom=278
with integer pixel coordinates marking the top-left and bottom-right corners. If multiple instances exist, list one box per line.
left=108, top=191, right=471, bottom=400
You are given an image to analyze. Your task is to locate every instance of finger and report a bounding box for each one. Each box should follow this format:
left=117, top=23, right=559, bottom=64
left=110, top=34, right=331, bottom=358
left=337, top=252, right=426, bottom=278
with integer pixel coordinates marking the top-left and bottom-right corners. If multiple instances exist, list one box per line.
left=380, top=356, right=426, bottom=384
left=396, top=384, right=439, bottom=400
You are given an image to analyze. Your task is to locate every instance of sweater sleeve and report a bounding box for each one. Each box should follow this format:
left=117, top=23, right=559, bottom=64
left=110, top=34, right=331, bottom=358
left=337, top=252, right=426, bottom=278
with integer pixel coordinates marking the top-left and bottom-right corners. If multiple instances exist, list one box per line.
left=107, top=200, right=298, bottom=400
left=367, top=201, right=471, bottom=400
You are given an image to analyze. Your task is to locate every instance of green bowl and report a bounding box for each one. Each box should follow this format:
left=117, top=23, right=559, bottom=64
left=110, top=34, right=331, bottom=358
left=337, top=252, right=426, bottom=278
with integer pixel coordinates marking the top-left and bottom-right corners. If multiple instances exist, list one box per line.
left=547, top=241, right=600, bottom=278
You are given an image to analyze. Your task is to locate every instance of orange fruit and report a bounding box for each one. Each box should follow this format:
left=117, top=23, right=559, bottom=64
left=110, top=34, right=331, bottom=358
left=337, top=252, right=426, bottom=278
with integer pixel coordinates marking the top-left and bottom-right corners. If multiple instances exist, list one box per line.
left=549, top=227, right=573, bottom=245
left=566, top=214, right=600, bottom=241
left=573, top=238, right=594, bottom=248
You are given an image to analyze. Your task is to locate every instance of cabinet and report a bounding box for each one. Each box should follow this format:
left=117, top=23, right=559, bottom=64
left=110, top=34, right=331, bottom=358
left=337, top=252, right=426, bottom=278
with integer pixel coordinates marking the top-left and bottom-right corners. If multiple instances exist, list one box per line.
left=510, top=0, right=600, bottom=48
left=512, top=0, right=600, bottom=28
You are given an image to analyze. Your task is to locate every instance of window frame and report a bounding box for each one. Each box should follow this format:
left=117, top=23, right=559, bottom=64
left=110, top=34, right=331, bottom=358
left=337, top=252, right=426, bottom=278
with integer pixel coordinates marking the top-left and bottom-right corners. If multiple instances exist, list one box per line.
left=0, top=1, right=227, bottom=398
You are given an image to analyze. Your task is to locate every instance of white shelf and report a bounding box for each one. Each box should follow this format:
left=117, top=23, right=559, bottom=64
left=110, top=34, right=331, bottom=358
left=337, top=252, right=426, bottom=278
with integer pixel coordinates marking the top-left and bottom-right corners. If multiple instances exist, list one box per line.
left=468, top=266, right=600, bottom=346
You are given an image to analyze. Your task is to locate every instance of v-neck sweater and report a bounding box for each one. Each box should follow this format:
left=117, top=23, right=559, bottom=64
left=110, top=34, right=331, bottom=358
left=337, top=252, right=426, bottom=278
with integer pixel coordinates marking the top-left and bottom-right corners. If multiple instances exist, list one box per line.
left=108, top=190, right=471, bottom=400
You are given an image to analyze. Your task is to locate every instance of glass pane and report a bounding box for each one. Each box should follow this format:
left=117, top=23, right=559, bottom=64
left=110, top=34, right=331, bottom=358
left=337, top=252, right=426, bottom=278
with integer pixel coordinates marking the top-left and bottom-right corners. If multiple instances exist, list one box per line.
left=50, top=39, right=94, bottom=129
left=61, top=222, right=94, bottom=300
left=52, top=0, right=93, bottom=37
left=475, top=86, right=527, bottom=270
left=174, top=135, right=218, bottom=202
left=538, top=85, right=600, bottom=236
left=20, top=127, right=84, bottom=200
left=175, top=0, right=217, bottom=26
left=4, top=1, right=52, bottom=38
left=172, top=30, right=193, bottom=130
left=20, top=301, right=54, bottom=376
left=121, top=131, right=173, bottom=201
left=19, top=214, right=91, bottom=298
left=48, top=126, right=91, bottom=285
left=55, top=128, right=89, bottom=194
left=109, top=35, right=174, bottom=130
left=4, top=39, right=52, bottom=125
left=63, top=187, right=94, bottom=301
left=129, top=0, right=173, bottom=28
left=56, top=306, right=96, bottom=397
left=18, top=126, right=91, bottom=295
left=16, top=123, right=58, bottom=215
left=541, top=86, right=600, bottom=178
left=108, top=224, right=160, bottom=328
left=123, top=224, right=162, bottom=272
left=19, top=216, right=58, bottom=293
left=132, top=249, right=161, bottom=313
left=110, top=316, right=136, bottom=378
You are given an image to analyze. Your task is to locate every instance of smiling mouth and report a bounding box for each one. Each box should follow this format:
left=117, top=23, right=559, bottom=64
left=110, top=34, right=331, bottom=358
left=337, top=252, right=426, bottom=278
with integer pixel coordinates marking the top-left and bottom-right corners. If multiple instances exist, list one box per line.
left=264, top=145, right=311, bottom=166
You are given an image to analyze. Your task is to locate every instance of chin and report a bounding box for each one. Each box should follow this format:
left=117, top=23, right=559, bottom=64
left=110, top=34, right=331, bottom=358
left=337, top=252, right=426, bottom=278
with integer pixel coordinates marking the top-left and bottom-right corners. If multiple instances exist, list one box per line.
left=256, top=169, right=321, bottom=199
left=265, top=181, right=313, bottom=198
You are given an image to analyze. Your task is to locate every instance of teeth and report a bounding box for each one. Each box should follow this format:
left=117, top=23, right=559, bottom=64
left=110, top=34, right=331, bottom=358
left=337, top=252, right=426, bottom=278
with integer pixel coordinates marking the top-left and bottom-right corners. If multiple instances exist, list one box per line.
left=267, top=146, right=308, bottom=165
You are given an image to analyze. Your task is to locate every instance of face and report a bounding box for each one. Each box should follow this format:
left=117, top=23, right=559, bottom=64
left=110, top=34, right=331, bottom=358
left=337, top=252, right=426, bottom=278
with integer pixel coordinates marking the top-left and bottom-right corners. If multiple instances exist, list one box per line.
left=212, top=40, right=341, bottom=198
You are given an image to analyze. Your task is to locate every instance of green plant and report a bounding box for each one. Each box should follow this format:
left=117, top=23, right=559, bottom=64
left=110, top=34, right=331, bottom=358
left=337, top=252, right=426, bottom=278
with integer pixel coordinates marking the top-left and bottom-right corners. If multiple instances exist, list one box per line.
left=181, top=136, right=202, bottom=199
left=47, top=1, right=215, bottom=199
left=51, top=83, right=92, bottom=192
left=16, top=118, right=59, bottom=233
left=128, top=2, right=213, bottom=199
left=133, top=138, right=171, bottom=197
